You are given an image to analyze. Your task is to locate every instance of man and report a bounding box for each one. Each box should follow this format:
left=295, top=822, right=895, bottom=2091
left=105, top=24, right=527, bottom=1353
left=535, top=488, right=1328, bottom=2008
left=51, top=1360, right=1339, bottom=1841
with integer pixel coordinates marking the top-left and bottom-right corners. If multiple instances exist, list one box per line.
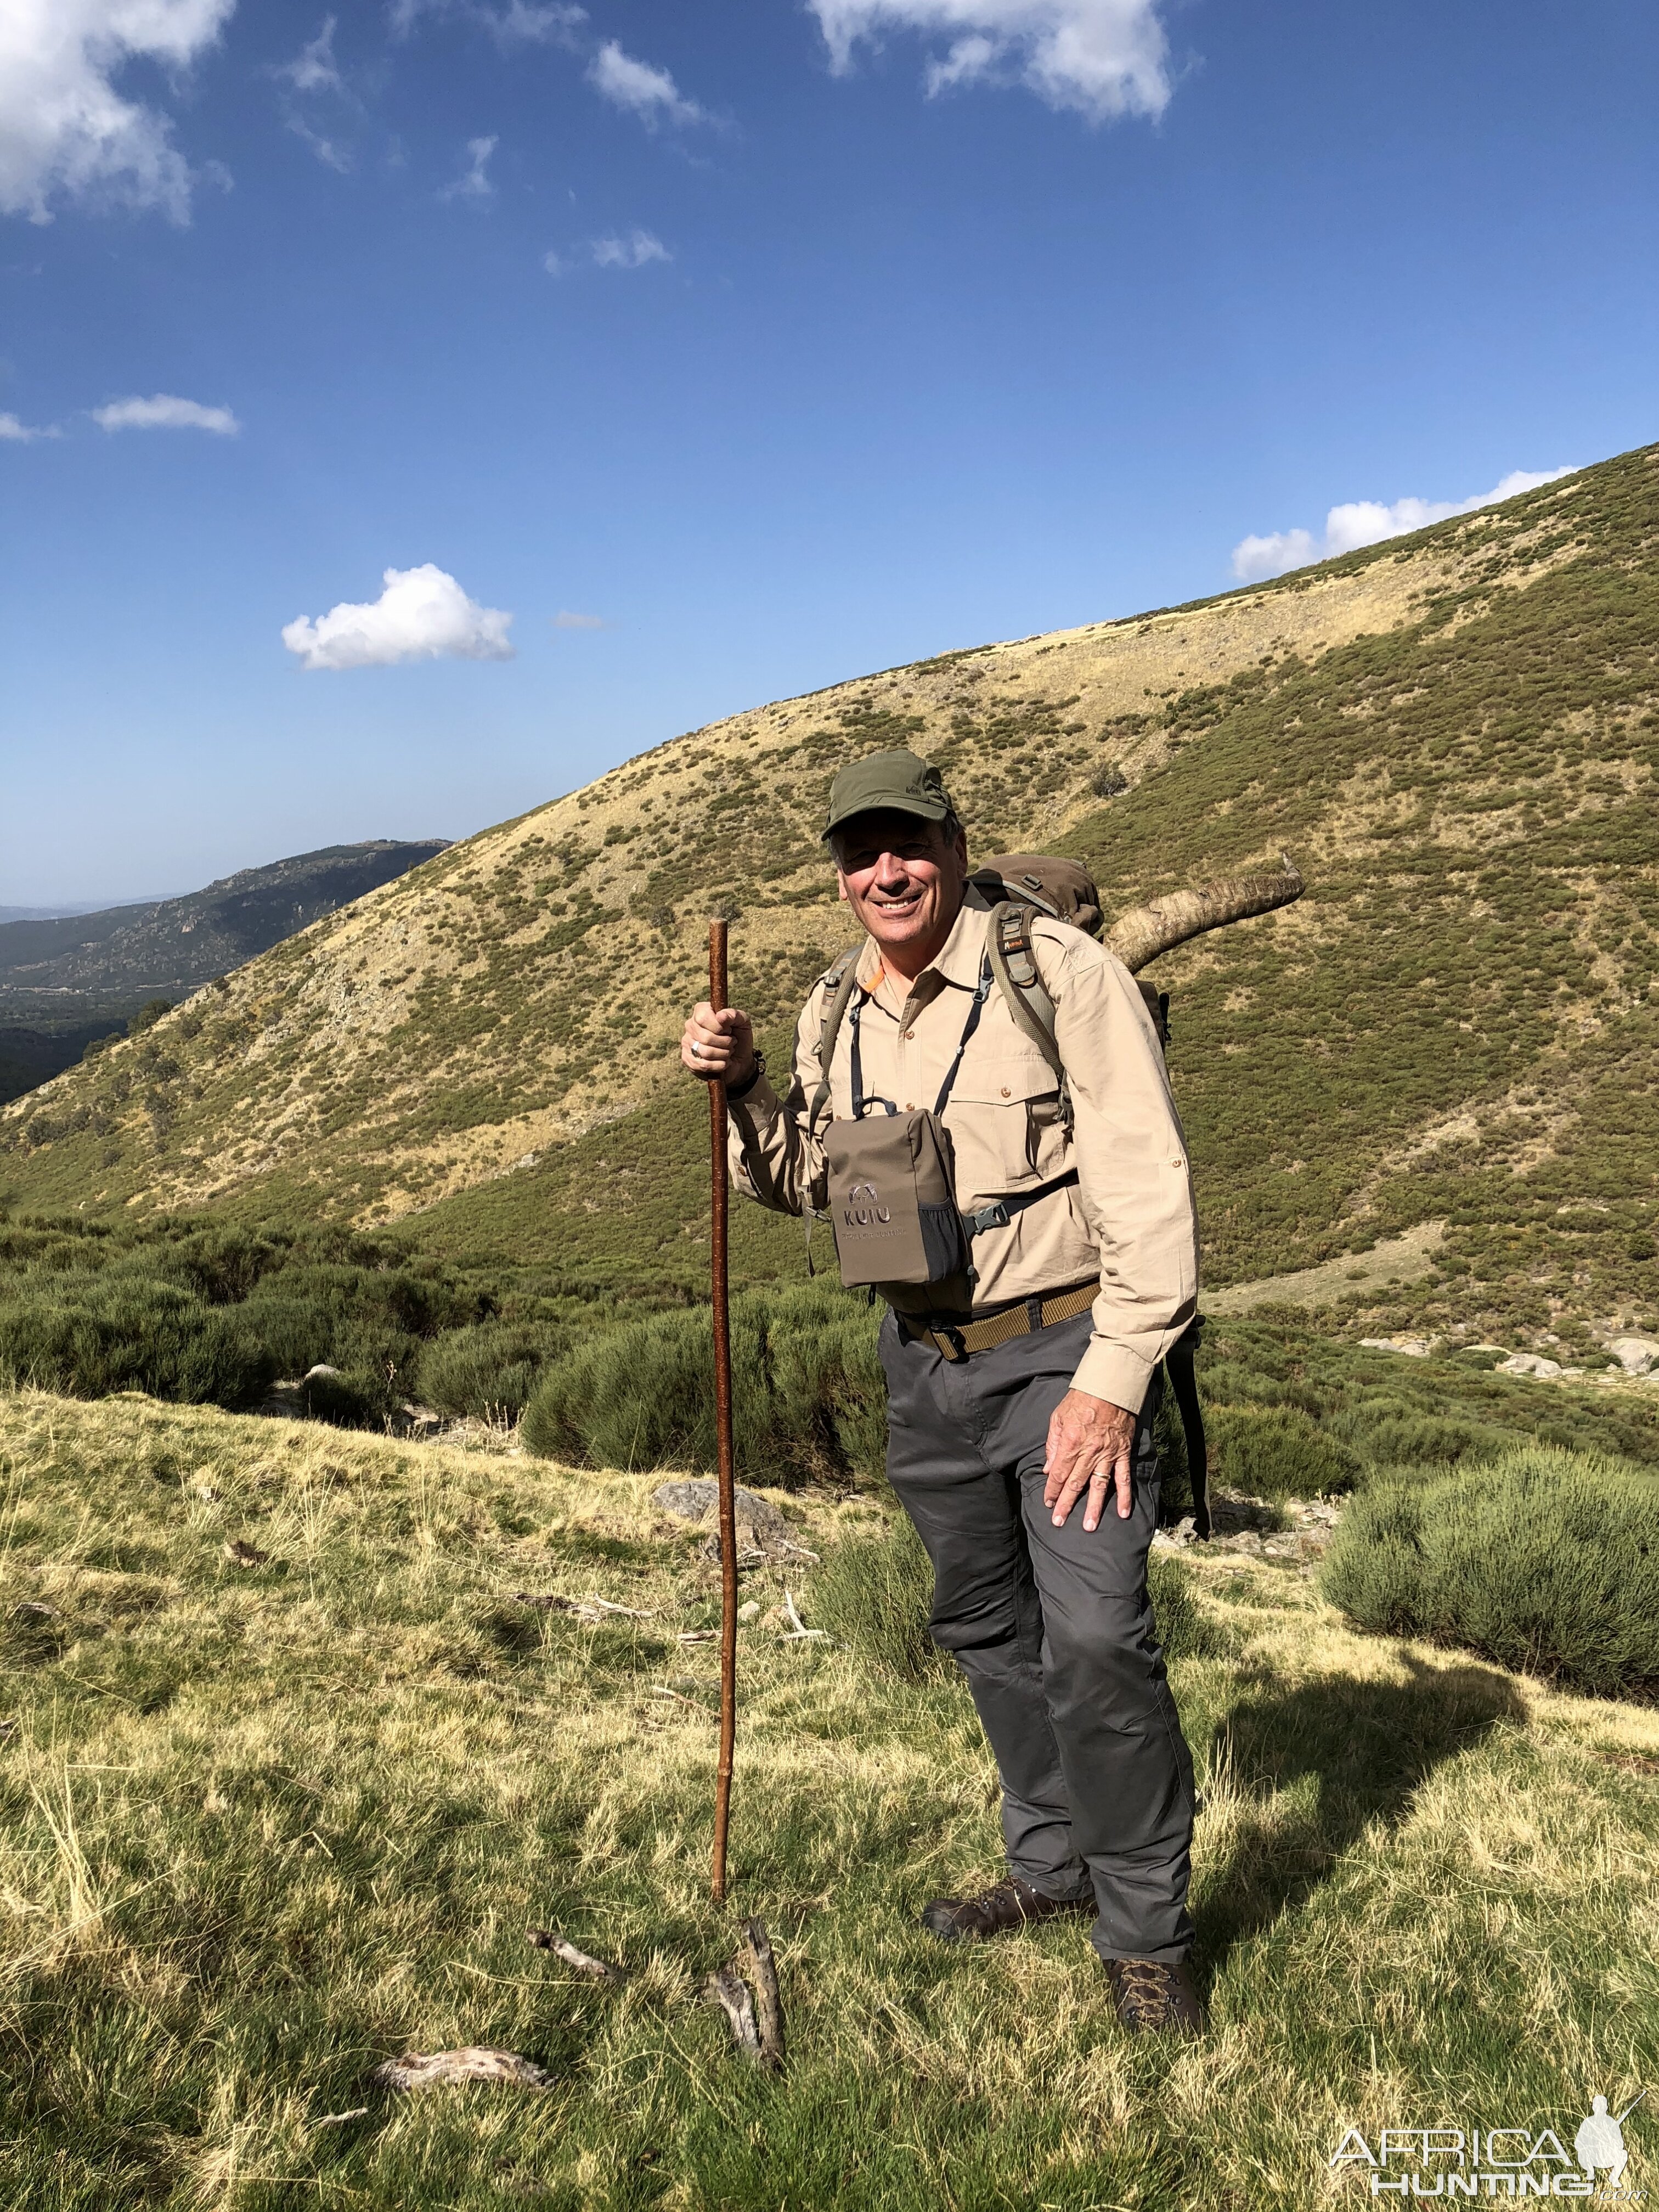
left=680, top=747, right=1204, bottom=2036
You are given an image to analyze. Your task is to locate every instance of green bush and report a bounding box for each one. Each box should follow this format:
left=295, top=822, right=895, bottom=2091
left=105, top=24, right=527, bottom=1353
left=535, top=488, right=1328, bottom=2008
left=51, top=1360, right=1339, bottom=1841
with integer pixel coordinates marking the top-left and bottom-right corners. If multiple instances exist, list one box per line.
left=1322, top=1443, right=1659, bottom=1697
left=1206, top=1403, right=1360, bottom=1499
left=416, top=1319, right=567, bottom=1421
left=521, top=1285, right=884, bottom=1484
left=298, top=1366, right=396, bottom=1428
left=810, top=1514, right=950, bottom=1682
left=0, top=1279, right=273, bottom=1407
left=235, top=1293, right=336, bottom=1379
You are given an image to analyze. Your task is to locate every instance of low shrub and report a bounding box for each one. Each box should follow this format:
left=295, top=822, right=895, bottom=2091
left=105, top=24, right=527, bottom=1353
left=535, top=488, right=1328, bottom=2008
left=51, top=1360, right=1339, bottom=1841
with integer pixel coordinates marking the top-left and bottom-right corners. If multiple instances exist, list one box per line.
left=809, top=1514, right=950, bottom=1682
left=1205, top=1403, right=1360, bottom=1499
left=0, top=1279, right=273, bottom=1407
left=1322, top=1443, right=1659, bottom=1697
left=416, top=1319, right=567, bottom=1421
left=298, top=1366, right=396, bottom=1428
left=521, top=1285, right=883, bottom=1484
left=235, top=1293, right=336, bottom=1380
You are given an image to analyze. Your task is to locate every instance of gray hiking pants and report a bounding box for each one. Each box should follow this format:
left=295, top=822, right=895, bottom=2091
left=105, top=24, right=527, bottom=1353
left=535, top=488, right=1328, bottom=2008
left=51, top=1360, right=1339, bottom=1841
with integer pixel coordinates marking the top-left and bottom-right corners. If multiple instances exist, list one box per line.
left=879, top=1308, right=1195, bottom=1963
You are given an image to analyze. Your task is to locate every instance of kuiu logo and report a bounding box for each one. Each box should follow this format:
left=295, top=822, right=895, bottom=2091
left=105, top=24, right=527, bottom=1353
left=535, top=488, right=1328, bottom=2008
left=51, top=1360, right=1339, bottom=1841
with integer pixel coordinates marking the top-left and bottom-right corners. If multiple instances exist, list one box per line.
left=840, top=1183, right=891, bottom=1229
left=1331, top=2092, right=1645, bottom=2198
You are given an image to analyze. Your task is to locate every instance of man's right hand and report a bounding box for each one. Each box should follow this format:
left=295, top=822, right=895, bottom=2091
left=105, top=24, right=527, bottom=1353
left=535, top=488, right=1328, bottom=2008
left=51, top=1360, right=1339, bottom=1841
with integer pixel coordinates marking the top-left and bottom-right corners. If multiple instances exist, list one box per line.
left=681, top=1001, right=756, bottom=1088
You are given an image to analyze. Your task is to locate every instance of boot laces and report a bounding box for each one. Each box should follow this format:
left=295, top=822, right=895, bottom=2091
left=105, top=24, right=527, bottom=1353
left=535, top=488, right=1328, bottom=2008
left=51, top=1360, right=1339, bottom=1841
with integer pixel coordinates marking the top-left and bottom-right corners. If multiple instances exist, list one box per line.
left=1115, top=1958, right=1178, bottom=2027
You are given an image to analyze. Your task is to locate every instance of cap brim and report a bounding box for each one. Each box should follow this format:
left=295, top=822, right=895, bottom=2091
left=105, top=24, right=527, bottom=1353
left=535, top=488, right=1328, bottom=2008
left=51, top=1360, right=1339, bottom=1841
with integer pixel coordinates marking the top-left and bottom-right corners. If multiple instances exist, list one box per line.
left=822, top=795, right=950, bottom=840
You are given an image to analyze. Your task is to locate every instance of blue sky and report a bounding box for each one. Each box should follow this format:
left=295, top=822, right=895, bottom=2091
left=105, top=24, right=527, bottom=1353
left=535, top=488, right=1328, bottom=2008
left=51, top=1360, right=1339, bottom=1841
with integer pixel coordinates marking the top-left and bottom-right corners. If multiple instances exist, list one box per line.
left=3, top=0, right=1656, bottom=907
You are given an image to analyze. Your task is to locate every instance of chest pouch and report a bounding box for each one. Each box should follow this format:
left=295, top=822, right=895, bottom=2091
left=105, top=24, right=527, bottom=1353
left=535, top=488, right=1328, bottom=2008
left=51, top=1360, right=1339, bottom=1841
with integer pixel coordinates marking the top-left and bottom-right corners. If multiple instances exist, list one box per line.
left=823, top=963, right=992, bottom=1294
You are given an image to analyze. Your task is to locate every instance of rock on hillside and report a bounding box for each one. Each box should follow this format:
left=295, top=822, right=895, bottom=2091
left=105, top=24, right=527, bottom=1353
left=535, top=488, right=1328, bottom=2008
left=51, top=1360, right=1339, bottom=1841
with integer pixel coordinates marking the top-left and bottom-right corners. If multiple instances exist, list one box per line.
left=3, top=448, right=1657, bottom=1346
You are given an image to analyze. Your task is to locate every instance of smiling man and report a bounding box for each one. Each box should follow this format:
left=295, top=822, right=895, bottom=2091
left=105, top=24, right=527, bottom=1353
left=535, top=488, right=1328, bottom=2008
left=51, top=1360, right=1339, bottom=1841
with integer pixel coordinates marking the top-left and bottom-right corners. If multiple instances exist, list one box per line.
left=680, top=748, right=1203, bottom=2036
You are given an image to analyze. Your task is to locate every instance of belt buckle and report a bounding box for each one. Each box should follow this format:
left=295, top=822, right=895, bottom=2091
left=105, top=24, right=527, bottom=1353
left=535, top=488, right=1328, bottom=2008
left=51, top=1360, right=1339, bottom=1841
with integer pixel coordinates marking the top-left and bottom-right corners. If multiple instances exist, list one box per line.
left=932, top=1325, right=970, bottom=1364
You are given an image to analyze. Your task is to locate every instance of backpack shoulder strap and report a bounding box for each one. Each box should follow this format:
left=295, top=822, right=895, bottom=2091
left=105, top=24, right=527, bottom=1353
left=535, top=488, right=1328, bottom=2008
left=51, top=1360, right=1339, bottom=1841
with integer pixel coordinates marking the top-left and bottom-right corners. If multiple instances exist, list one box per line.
left=804, top=947, right=864, bottom=1145
left=986, top=901, right=1073, bottom=1129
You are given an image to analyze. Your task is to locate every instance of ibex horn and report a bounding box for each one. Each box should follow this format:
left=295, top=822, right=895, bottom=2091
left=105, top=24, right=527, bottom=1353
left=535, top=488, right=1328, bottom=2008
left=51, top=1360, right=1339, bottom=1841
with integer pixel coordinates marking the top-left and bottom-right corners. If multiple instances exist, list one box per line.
left=1107, top=855, right=1304, bottom=975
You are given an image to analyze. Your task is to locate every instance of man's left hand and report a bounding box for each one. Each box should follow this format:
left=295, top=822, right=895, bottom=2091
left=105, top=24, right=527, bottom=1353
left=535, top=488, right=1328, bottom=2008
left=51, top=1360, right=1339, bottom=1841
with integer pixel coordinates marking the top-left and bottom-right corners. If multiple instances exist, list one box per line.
left=1042, top=1388, right=1138, bottom=1531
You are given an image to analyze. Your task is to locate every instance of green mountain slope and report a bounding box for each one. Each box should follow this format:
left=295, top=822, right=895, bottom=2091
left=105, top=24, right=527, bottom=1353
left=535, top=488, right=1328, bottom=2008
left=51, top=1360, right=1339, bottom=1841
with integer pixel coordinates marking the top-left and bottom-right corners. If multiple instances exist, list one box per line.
left=4, top=447, right=1656, bottom=1353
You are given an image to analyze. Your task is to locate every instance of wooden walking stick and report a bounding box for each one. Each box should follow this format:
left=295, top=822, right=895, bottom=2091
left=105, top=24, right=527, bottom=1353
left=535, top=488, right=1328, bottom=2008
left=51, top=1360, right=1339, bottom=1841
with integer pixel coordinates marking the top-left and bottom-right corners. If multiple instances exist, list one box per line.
left=707, top=918, right=739, bottom=1905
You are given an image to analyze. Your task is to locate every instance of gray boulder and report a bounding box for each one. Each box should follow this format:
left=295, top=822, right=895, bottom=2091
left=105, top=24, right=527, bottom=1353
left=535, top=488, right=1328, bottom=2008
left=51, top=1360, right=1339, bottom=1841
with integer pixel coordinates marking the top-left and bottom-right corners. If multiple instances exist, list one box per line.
left=651, top=1478, right=790, bottom=1547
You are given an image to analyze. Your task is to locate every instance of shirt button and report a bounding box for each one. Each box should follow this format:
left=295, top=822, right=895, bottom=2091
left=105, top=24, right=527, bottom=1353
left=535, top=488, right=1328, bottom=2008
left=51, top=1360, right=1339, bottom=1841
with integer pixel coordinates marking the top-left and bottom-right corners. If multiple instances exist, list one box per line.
left=1171, top=1157, right=1184, bottom=1169
left=904, top=1028, right=915, bottom=1040
left=1000, top=1086, right=1011, bottom=1097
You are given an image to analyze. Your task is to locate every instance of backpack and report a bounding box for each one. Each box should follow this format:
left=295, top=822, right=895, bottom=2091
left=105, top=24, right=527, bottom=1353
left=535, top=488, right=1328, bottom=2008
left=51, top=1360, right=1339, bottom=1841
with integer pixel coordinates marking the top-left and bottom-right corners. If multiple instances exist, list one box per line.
left=803, top=853, right=1208, bottom=1536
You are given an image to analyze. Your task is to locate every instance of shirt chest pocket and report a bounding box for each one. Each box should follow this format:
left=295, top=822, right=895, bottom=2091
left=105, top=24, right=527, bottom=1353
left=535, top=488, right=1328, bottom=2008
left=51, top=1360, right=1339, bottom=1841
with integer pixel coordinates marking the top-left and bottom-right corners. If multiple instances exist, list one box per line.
left=943, top=1055, right=1065, bottom=1196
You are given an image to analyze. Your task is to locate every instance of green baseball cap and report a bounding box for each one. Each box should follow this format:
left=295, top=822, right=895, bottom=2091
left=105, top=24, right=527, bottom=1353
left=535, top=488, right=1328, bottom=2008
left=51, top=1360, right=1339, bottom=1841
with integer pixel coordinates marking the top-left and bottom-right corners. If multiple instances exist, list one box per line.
left=823, top=748, right=954, bottom=841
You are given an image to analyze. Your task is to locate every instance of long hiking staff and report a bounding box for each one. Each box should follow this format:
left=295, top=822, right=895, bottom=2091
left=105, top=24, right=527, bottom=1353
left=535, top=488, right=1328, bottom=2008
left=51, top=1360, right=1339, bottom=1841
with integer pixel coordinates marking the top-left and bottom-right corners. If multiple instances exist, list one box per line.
left=707, top=918, right=739, bottom=1905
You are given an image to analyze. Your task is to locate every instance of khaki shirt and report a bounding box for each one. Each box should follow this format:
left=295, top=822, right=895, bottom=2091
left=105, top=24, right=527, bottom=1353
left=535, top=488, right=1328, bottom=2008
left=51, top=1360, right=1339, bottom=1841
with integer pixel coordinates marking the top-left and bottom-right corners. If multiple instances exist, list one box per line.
left=727, top=888, right=1199, bottom=1411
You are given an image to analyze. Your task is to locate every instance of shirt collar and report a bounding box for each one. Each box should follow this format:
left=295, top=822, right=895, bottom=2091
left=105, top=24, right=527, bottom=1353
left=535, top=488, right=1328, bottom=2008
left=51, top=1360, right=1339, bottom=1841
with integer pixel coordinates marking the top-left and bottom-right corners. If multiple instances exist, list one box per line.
left=855, top=883, right=991, bottom=995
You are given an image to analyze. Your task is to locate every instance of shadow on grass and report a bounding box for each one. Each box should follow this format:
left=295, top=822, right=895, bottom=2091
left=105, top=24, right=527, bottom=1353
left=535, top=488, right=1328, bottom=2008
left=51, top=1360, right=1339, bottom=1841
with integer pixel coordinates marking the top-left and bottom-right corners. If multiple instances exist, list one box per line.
left=1197, top=1652, right=1525, bottom=1977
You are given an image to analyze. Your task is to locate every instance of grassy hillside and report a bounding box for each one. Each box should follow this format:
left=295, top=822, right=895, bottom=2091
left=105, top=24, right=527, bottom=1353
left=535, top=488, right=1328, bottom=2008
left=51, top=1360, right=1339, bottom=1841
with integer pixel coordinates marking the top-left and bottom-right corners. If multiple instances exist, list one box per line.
left=4, top=1387, right=1658, bottom=2209
left=3, top=447, right=1656, bottom=1352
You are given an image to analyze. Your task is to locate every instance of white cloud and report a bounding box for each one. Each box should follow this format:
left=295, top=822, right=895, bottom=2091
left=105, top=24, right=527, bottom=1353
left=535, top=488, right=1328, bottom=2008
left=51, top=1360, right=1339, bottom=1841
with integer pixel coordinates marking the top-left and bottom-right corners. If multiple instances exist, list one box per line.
left=282, top=564, right=515, bottom=670
left=93, top=393, right=240, bottom=434
left=589, top=40, right=704, bottom=126
left=276, top=15, right=341, bottom=92
left=589, top=228, right=669, bottom=269
left=390, top=0, right=585, bottom=49
left=1229, top=528, right=1314, bottom=585
left=551, top=609, right=605, bottom=629
left=441, top=133, right=497, bottom=201
left=0, top=0, right=236, bottom=224
left=0, top=412, right=58, bottom=442
left=808, top=0, right=1170, bottom=121
left=1231, top=468, right=1577, bottom=583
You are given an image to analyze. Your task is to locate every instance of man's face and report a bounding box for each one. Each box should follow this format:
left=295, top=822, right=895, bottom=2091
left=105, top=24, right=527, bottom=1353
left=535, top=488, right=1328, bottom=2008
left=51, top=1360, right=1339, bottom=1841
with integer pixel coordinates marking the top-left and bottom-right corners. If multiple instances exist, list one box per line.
left=832, top=810, right=968, bottom=962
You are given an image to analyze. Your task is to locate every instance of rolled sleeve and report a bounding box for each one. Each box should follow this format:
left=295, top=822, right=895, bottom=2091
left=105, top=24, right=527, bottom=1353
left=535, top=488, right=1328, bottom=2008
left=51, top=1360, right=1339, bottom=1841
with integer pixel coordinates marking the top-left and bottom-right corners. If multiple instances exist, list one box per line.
left=1043, top=932, right=1199, bottom=1413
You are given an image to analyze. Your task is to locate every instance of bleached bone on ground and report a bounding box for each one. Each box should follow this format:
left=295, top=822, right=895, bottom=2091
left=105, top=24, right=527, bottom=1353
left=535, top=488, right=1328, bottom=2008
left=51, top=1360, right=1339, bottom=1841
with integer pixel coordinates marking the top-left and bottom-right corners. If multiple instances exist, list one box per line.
left=651, top=1682, right=713, bottom=1710
left=781, top=1590, right=828, bottom=1641
left=510, top=1592, right=653, bottom=1622
left=371, top=2047, right=554, bottom=2092
left=1107, top=859, right=1304, bottom=974
left=527, top=1929, right=628, bottom=1982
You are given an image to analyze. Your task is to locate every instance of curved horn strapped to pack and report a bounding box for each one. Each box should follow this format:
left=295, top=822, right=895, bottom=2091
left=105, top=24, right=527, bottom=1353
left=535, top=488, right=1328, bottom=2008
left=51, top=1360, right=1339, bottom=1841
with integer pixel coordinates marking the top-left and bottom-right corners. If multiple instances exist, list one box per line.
left=1107, top=859, right=1304, bottom=975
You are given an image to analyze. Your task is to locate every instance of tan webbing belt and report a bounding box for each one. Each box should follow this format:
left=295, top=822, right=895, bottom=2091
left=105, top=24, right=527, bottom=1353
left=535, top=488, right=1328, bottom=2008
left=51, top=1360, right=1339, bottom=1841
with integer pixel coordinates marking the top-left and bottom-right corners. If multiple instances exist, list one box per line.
left=900, top=1280, right=1096, bottom=1364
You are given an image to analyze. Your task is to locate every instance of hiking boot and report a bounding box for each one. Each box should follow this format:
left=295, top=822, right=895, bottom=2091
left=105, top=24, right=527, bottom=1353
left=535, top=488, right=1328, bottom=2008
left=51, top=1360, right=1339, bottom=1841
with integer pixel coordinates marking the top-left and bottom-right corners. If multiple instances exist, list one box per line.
left=1103, top=1956, right=1206, bottom=2036
left=920, top=1877, right=1091, bottom=1944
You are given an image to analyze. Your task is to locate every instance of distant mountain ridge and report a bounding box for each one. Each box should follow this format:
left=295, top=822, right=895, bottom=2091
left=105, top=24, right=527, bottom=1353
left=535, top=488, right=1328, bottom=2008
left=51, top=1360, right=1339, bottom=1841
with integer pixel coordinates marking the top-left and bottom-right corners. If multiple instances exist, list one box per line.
left=0, top=840, right=450, bottom=1107
left=0, top=841, right=452, bottom=1006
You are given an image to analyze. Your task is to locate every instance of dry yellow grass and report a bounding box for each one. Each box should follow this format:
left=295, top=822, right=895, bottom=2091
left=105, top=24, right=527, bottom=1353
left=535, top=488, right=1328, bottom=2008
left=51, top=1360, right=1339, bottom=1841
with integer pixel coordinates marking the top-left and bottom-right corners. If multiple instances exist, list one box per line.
left=2, top=1386, right=1656, bottom=2208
